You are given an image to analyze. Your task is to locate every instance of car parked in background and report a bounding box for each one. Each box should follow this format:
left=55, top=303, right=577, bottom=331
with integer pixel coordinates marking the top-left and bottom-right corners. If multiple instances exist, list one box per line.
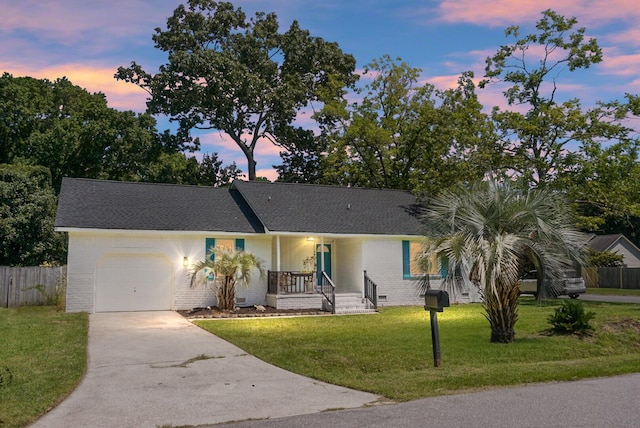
left=519, top=270, right=586, bottom=299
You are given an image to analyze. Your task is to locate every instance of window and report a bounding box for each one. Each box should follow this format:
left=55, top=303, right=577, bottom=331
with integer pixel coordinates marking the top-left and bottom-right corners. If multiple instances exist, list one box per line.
left=205, top=238, right=245, bottom=261
left=402, top=240, right=442, bottom=279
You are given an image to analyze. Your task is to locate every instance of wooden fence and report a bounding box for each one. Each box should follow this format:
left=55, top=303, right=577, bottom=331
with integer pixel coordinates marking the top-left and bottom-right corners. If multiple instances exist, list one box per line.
left=583, top=267, right=640, bottom=289
left=0, top=266, right=66, bottom=308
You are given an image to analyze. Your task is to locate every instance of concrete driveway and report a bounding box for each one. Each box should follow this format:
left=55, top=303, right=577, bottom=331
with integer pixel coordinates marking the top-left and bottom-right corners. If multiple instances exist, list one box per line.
left=31, top=311, right=381, bottom=428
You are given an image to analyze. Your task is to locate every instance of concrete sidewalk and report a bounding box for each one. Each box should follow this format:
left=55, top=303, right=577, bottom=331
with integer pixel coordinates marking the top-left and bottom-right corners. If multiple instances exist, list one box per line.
left=31, top=311, right=381, bottom=428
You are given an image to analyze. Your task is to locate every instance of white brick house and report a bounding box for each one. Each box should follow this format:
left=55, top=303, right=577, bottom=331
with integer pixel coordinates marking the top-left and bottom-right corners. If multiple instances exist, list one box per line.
left=55, top=178, right=480, bottom=313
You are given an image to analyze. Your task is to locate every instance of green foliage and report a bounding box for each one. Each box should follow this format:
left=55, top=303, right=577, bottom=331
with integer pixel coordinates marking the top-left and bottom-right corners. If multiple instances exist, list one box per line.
left=0, top=74, right=158, bottom=191
left=0, top=164, right=66, bottom=266
left=274, top=127, right=325, bottom=183
left=145, top=152, right=240, bottom=186
left=480, top=10, right=637, bottom=187
left=316, top=57, right=497, bottom=192
left=548, top=300, right=595, bottom=336
left=421, top=179, right=585, bottom=343
left=0, top=72, right=239, bottom=192
left=562, top=139, right=640, bottom=247
left=587, top=250, right=624, bottom=267
left=117, top=0, right=357, bottom=180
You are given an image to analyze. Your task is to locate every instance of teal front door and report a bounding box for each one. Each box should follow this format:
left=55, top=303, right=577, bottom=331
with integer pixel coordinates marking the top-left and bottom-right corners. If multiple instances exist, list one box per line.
left=316, top=244, right=332, bottom=284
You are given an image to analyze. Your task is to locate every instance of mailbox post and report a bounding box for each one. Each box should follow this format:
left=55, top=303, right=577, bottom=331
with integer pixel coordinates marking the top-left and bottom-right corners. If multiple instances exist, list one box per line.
left=424, top=289, right=450, bottom=367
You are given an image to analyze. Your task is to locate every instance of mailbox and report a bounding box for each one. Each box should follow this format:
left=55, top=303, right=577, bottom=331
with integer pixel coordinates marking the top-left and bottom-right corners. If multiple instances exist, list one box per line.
left=424, top=289, right=450, bottom=312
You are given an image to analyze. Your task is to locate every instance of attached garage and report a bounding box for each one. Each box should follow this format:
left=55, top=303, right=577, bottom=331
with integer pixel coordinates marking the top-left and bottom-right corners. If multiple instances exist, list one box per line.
left=95, top=254, right=172, bottom=312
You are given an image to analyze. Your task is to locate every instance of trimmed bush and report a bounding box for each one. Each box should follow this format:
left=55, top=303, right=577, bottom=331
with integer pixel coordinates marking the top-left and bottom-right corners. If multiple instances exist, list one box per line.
left=548, top=300, right=595, bottom=336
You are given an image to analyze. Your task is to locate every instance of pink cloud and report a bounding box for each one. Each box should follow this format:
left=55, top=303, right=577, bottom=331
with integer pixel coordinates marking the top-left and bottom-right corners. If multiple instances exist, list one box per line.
left=255, top=141, right=283, bottom=157
left=429, top=0, right=640, bottom=28
left=598, top=50, right=640, bottom=77
left=1, top=0, right=176, bottom=43
left=256, top=168, right=279, bottom=182
left=424, top=74, right=461, bottom=91
left=604, top=28, right=640, bottom=48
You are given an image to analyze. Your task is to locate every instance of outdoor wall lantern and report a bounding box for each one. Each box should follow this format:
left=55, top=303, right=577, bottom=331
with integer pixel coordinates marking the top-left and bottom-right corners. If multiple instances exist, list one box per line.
left=183, top=256, right=189, bottom=267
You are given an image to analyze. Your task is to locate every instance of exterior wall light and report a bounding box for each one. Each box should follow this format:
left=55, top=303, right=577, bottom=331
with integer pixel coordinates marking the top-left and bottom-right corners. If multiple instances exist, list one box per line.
left=183, top=257, right=189, bottom=267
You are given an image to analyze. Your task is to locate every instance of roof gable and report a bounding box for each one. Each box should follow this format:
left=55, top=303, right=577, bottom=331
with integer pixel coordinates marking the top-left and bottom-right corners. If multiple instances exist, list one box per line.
left=55, top=178, right=263, bottom=233
left=587, top=234, right=625, bottom=252
left=231, top=180, right=422, bottom=236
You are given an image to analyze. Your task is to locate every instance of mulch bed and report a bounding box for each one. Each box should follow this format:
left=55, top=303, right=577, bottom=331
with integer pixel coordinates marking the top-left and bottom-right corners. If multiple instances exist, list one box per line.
left=178, top=306, right=330, bottom=319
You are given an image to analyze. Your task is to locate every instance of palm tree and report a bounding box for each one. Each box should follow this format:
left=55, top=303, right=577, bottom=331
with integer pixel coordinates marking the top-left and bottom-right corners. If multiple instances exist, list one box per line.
left=420, top=179, right=585, bottom=343
left=190, top=247, right=265, bottom=310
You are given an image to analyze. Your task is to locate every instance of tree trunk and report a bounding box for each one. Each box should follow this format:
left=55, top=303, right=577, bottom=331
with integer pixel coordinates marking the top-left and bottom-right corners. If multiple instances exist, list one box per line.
left=490, top=326, right=515, bottom=343
left=247, top=155, right=256, bottom=180
left=483, top=282, right=519, bottom=344
left=217, top=276, right=237, bottom=310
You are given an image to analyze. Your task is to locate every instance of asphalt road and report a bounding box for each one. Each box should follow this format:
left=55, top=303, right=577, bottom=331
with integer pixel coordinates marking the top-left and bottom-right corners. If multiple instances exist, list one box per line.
left=213, top=373, right=640, bottom=428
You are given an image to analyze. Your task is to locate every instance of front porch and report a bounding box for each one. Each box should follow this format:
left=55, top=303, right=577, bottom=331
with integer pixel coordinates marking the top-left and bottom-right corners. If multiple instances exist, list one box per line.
left=265, top=270, right=377, bottom=314
left=265, top=270, right=323, bottom=310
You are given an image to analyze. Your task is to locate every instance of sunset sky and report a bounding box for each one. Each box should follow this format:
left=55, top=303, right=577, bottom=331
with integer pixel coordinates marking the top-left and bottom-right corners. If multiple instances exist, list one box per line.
left=2, top=0, right=639, bottom=180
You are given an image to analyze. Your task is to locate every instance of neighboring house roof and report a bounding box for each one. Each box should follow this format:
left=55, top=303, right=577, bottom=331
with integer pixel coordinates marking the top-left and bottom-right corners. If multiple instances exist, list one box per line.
left=55, top=178, right=264, bottom=233
left=586, top=234, right=630, bottom=252
left=231, top=180, right=422, bottom=235
left=585, top=233, right=640, bottom=268
left=55, top=178, right=423, bottom=236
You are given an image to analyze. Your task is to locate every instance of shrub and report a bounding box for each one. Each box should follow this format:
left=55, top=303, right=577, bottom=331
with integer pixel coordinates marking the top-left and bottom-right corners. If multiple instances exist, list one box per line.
left=28, top=275, right=66, bottom=311
left=548, top=300, right=595, bottom=336
left=587, top=249, right=624, bottom=267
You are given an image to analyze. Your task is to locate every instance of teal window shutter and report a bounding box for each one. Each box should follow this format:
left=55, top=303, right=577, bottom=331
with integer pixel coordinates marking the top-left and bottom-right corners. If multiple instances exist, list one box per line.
left=440, top=257, right=448, bottom=278
left=402, top=240, right=411, bottom=279
left=235, top=238, right=245, bottom=251
left=205, top=238, right=216, bottom=262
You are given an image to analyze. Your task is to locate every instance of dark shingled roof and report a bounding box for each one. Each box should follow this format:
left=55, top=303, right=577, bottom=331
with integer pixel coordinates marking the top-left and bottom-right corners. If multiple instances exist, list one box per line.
left=55, top=178, right=264, bottom=233
left=55, top=178, right=423, bottom=236
left=586, top=234, right=625, bottom=252
left=231, top=180, right=422, bottom=236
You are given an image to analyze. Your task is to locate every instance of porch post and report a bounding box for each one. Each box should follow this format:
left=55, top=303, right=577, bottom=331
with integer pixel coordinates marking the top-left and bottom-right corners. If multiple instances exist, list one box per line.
left=276, top=235, right=281, bottom=271
left=276, top=235, right=281, bottom=289
left=320, top=237, right=325, bottom=272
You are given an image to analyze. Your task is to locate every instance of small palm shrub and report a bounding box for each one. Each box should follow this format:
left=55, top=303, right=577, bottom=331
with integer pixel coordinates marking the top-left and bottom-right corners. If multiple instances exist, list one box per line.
left=548, top=300, right=595, bottom=336
left=190, top=247, right=265, bottom=310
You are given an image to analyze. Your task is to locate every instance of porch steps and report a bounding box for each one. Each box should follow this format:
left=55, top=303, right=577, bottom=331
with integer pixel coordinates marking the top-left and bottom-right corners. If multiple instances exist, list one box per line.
left=332, top=293, right=377, bottom=315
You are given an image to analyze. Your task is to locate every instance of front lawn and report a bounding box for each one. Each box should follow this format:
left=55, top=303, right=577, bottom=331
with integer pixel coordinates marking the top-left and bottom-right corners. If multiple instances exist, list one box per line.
left=195, top=300, right=640, bottom=401
left=0, top=307, right=88, bottom=428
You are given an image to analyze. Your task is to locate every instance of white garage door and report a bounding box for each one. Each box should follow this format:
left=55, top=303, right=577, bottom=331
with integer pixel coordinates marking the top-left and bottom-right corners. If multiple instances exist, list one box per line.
left=96, top=254, right=172, bottom=312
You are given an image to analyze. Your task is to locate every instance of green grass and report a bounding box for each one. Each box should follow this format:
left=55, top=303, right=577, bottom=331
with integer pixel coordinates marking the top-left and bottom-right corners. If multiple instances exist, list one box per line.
left=195, top=300, right=640, bottom=401
left=586, top=287, right=640, bottom=296
left=0, top=306, right=88, bottom=428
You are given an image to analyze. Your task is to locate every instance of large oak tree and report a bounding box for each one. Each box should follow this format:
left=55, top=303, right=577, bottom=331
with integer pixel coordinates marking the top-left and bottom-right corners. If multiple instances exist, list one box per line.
left=116, top=0, right=357, bottom=180
left=480, top=10, right=638, bottom=187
